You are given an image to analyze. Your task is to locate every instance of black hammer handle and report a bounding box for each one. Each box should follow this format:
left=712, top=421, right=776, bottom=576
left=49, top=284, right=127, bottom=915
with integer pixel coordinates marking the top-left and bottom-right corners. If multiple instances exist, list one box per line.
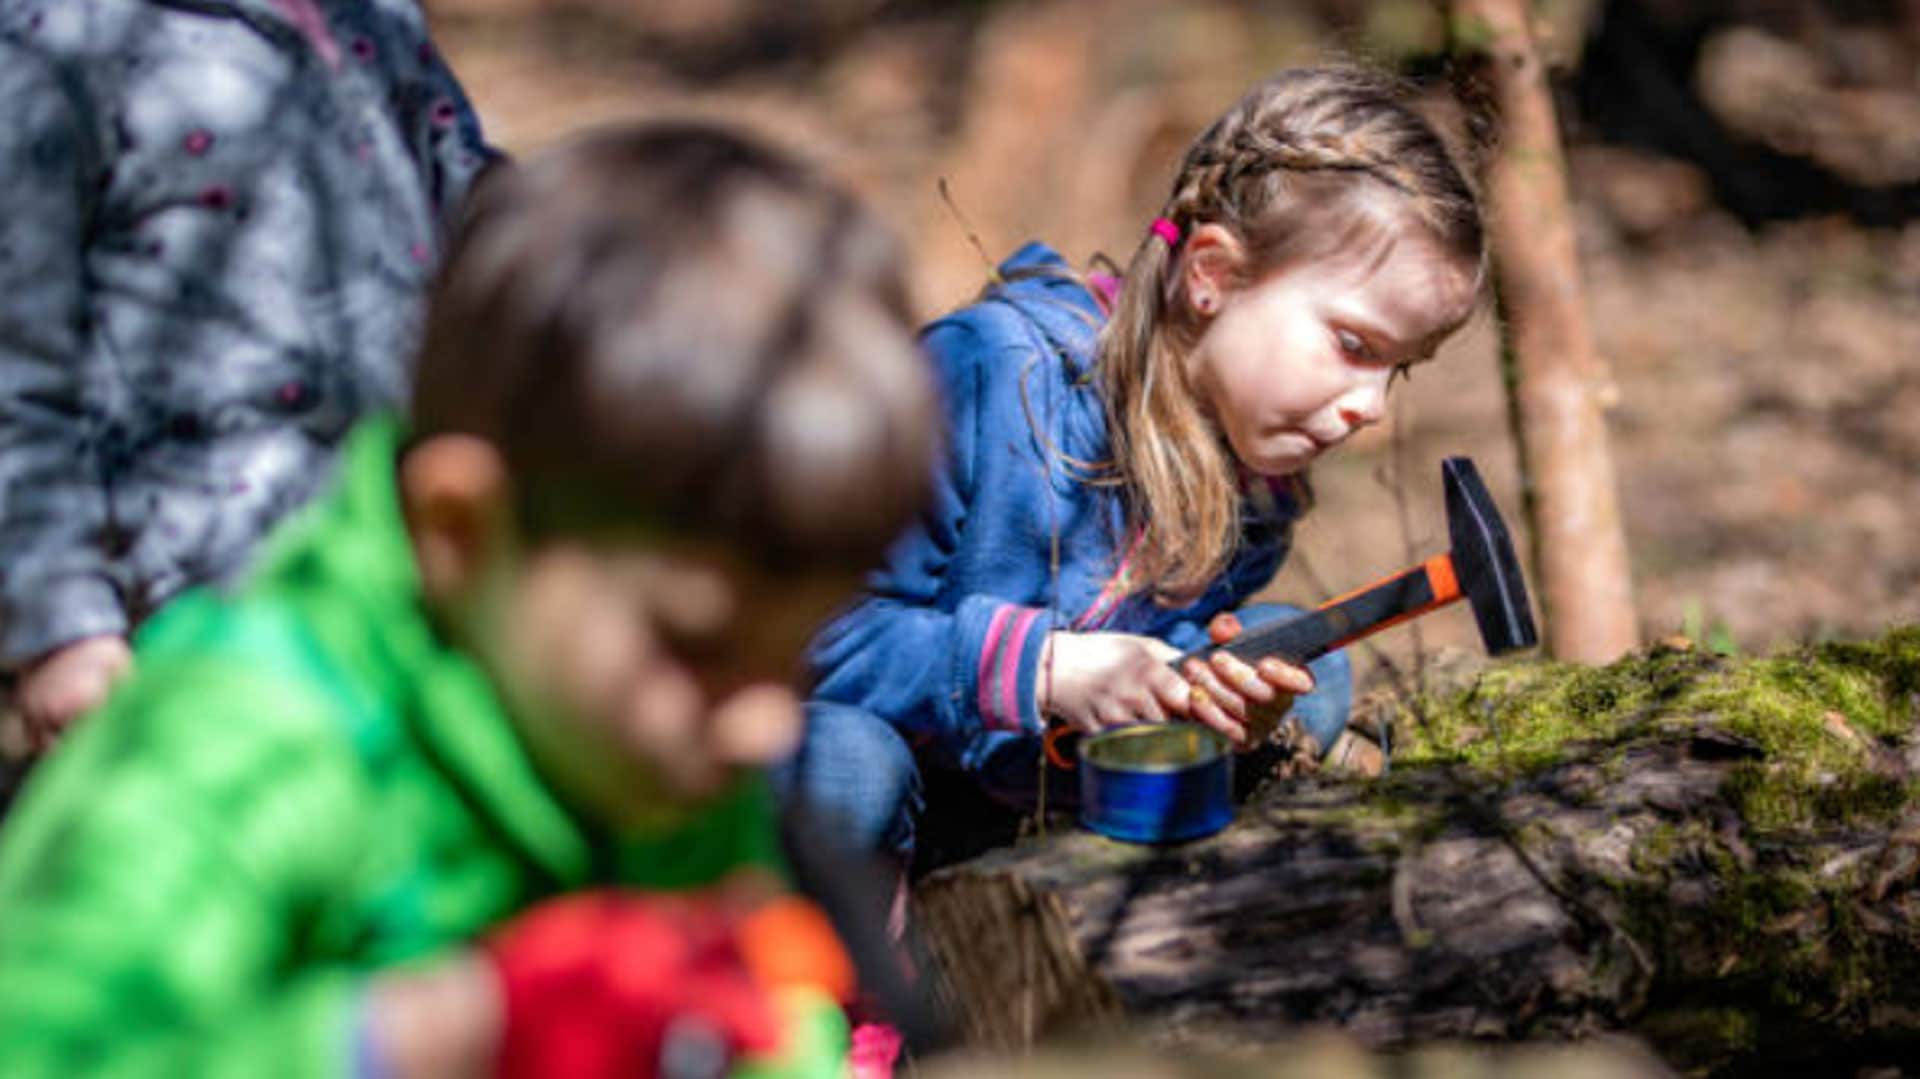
left=1176, top=554, right=1459, bottom=668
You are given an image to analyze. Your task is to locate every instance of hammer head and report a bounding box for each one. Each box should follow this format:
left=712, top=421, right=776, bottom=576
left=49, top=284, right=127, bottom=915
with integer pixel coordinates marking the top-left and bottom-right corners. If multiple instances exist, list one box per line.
left=1443, top=458, right=1538, bottom=655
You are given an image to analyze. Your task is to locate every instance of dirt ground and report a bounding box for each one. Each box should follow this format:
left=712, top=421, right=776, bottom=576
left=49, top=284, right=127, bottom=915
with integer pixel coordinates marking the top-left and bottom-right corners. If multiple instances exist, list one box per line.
left=425, top=0, right=1920, bottom=695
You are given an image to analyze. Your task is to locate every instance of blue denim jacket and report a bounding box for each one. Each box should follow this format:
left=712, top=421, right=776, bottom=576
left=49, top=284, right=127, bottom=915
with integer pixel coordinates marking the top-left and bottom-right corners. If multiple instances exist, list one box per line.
left=807, top=243, right=1302, bottom=772
left=0, top=0, right=492, bottom=664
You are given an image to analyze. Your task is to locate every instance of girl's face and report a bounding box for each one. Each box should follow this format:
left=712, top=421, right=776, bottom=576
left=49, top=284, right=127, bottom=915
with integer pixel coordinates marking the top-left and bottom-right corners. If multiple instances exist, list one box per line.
left=1182, top=229, right=1476, bottom=476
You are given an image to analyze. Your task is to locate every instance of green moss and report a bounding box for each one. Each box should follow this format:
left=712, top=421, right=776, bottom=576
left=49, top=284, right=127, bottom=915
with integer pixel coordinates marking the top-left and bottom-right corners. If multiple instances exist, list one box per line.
left=1393, top=646, right=1728, bottom=771
left=1811, top=626, right=1920, bottom=715
left=1609, top=840, right=1888, bottom=1063
left=1723, top=765, right=1914, bottom=833
left=1635, top=1006, right=1759, bottom=1057
left=1703, top=869, right=1866, bottom=1013
left=1628, top=820, right=1685, bottom=875
left=1389, top=626, right=1920, bottom=833
left=1446, top=13, right=1497, bottom=52
left=1254, top=788, right=1443, bottom=854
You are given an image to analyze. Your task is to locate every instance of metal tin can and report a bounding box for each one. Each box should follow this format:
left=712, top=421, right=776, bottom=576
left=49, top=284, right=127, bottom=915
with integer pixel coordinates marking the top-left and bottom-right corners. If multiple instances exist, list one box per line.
left=1077, top=725, right=1233, bottom=843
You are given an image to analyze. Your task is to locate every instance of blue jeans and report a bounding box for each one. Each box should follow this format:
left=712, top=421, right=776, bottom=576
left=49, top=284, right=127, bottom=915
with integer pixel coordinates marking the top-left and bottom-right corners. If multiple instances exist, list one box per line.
left=766, top=700, right=924, bottom=860
left=1229, top=602, right=1353, bottom=750
left=771, top=604, right=1352, bottom=862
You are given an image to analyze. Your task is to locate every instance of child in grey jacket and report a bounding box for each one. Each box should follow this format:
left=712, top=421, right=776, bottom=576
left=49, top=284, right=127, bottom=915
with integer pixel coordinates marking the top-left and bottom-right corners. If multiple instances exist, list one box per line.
left=0, top=0, right=493, bottom=744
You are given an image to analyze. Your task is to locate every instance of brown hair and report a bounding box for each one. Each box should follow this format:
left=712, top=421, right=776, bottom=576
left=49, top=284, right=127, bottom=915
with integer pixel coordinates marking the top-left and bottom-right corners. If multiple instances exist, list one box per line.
left=409, top=121, right=937, bottom=573
left=1099, top=65, right=1487, bottom=600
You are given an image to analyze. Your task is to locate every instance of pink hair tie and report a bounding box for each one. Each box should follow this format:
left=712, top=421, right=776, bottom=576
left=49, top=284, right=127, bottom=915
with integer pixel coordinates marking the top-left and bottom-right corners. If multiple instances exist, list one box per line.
left=1149, top=217, right=1181, bottom=247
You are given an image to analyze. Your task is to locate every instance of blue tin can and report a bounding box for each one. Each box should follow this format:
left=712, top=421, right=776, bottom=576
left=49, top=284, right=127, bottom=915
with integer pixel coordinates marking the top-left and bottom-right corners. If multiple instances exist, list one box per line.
left=1078, top=725, right=1234, bottom=844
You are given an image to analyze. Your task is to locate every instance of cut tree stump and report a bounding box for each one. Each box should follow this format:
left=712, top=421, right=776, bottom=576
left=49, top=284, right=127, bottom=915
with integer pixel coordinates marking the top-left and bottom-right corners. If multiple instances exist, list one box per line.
left=913, top=632, right=1920, bottom=1075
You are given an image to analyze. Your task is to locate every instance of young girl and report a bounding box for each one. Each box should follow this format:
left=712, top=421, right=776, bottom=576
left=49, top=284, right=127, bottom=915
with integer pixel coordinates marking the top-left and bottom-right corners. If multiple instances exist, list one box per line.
left=791, top=64, right=1488, bottom=866
left=0, top=0, right=493, bottom=745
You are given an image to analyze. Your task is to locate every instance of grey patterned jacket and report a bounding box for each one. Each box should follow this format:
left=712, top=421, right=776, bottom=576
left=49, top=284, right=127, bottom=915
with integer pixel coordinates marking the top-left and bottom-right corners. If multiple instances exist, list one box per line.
left=0, top=0, right=492, bottom=665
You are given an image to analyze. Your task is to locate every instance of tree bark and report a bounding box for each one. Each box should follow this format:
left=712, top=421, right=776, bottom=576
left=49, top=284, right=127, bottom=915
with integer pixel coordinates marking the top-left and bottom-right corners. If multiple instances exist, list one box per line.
left=1449, top=0, right=1640, bottom=662
left=913, top=637, right=1920, bottom=1075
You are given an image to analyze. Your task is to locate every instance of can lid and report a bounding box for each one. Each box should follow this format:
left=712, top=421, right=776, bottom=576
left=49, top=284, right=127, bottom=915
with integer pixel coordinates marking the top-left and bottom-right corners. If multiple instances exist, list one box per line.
left=1081, top=724, right=1228, bottom=773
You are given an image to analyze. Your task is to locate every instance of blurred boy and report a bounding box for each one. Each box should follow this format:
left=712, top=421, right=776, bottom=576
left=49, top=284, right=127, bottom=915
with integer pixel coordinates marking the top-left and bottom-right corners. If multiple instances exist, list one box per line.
left=0, top=121, right=938, bottom=1078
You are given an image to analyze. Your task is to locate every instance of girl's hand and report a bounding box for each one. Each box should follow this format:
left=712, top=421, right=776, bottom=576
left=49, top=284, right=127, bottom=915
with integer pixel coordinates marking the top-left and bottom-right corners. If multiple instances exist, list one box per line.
left=1178, top=612, right=1315, bottom=748
left=1037, top=631, right=1192, bottom=735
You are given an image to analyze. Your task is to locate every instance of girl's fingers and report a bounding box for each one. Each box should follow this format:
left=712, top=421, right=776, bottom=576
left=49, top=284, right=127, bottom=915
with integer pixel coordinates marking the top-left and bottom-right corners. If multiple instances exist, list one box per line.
left=1150, top=666, right=1194, bottom=717
left=1188, top=686, right=1247, bottom=745
left=1129, top=693, right=1168, bottom=724
left=1211, top=652, right=1276, bottom=703
left=1256, top=656, right=1315, bottom=695
left=1206, top=611, right=1243, bottom=645
left=1095, top=700, right=1139, bottom=731
left=1182, top=658, right=1248, bottom=721
left=1182, top=660, right=1251, bottom=745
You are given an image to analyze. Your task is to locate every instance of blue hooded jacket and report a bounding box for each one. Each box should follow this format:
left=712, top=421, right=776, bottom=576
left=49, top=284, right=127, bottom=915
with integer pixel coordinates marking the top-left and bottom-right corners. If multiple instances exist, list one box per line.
left=807, top=243, right=1301, bottom=772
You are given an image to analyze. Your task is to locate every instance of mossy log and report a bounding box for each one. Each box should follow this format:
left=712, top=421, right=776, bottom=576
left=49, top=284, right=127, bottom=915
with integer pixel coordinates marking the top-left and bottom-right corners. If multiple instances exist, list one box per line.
left=913, top=630, right=1920, bottom=1074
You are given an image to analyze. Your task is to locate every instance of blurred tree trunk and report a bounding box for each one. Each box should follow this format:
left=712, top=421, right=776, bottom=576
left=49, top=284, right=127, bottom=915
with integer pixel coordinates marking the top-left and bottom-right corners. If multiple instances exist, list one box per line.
left=1449, top=0, right=1639, bottom=663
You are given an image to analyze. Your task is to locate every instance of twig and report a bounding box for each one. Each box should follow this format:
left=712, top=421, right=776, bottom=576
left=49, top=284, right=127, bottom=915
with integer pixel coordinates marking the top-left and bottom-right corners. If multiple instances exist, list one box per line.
left=1386, top=387, right=1432, bottom=692
left=937, top=177, right=1003, bottom=286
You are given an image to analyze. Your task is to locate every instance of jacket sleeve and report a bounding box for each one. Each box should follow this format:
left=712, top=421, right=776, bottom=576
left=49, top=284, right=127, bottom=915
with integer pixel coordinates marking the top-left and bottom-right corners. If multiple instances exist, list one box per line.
left=807, top=316, right=1054, bottom=743
left=0, top=39, right=124, bottom=665
left=0, top=660, right=373, bottom=1078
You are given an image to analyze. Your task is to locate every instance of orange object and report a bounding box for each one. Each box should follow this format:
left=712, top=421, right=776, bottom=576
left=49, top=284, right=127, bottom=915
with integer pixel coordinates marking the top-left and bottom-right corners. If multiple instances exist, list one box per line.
left=736, top=896, right=857, bottom=1004
left=1043, top=725, right=1076, bottom=769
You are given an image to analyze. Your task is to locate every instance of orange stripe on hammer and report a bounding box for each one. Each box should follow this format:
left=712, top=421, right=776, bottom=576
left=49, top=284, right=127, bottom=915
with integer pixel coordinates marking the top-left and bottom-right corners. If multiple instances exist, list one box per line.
left=1423, top=552, right=1461, bottom=604
left=1319, top=554, right=1462, bottom=654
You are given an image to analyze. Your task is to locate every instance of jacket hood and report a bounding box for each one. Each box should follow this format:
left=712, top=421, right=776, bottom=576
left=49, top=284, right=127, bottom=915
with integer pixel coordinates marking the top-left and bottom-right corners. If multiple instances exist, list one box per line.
left=151, top=0, right=424, bottom=65
left=985, top=242, right=1107, bottom=380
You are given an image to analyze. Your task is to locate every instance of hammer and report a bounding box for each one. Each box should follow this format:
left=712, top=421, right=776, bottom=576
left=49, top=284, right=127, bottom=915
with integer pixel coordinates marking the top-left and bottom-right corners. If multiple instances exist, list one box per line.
left=1045, top=457, right=1537, bottom=765
left=1187, top=456, right=1537, bottom=671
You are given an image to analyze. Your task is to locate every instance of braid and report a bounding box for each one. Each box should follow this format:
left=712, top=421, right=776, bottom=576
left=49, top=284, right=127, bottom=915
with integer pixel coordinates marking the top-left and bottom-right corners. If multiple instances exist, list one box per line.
left=1170, top=79, right=1435, bottom=229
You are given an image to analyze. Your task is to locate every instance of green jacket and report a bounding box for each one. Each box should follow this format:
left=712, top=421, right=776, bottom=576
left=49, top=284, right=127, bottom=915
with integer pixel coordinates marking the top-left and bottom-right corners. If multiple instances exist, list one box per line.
left=0, top=418, right=790, bottom=1076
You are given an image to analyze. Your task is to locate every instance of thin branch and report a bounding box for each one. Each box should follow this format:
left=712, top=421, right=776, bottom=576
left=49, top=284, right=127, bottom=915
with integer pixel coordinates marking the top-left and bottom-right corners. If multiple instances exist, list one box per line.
left=937, top=177, right=1003, bottom=286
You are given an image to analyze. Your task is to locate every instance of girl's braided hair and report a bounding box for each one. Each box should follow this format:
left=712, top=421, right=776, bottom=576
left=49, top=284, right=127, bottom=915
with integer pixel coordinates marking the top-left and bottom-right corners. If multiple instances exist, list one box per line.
left=1099, top=64, right=1489, bottom=601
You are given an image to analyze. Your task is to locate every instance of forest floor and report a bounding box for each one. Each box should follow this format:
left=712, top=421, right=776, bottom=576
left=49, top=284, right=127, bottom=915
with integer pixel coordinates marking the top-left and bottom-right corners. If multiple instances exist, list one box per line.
left=427, top=0, right=1920, bottom=697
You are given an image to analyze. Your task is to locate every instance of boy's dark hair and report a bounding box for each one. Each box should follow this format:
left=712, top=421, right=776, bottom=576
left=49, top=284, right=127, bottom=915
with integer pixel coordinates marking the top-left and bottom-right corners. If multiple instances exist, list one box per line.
left=409, top=121, right=937, bottom=572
